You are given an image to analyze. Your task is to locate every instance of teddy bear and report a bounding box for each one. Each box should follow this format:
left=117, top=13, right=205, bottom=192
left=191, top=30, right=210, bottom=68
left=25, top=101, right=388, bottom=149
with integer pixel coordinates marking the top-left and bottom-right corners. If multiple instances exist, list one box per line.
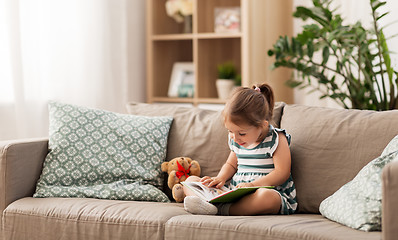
left=161, top=156, right=201, bottom=202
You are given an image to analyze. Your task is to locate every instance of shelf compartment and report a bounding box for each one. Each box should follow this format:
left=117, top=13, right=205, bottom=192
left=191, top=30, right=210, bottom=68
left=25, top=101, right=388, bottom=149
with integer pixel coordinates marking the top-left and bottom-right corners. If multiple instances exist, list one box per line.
left=150, top=0, right=193, bottom=35
left=197, top=0, right=241, bottom=34
left=150, top=40, right=193, bottom=99
left=197, top=38, right=241, bottom=99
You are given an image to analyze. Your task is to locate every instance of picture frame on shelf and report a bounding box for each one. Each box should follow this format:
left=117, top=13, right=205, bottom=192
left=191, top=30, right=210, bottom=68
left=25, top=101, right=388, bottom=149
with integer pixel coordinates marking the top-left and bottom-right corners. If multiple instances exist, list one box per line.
left=214, top=7, right=241, bottom=33
left=168, top=62, right=195, bottom=98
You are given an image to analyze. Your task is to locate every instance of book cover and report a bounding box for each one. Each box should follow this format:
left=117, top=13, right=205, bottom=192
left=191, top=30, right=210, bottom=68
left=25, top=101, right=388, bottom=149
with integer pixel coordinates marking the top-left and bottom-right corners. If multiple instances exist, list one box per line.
left=181, top=181, right=274, bottom=203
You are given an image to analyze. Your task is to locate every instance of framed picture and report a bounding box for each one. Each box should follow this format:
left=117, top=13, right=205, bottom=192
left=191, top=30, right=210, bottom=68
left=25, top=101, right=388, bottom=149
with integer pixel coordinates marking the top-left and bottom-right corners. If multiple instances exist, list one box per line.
left=214, top=7, right=241, bottom=33
left=168, top=62, right=195, bottom=98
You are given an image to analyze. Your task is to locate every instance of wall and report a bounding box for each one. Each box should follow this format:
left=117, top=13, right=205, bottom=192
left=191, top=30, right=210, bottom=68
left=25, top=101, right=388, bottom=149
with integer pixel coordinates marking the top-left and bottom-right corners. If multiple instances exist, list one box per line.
left=126, top=0, right=146, bottom=104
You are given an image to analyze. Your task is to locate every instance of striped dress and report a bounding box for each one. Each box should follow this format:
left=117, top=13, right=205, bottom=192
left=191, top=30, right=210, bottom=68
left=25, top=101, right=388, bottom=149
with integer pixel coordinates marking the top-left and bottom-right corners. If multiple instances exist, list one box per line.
left=227, top=125, right=297, bottom=215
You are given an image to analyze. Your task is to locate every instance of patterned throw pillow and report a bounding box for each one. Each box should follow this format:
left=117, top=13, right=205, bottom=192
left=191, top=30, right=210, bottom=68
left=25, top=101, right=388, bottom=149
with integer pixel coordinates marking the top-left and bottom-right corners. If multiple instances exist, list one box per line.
left=319, top=135, right=398, bottom=231
left=34, top=102, right=173, bottom=202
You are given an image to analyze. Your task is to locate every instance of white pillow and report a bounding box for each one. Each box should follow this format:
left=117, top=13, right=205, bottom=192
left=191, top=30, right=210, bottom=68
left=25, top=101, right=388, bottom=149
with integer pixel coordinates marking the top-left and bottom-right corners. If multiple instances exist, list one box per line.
left=34, top=102, right=173, bottom=202
left=319, top=135, right=398, bottom=231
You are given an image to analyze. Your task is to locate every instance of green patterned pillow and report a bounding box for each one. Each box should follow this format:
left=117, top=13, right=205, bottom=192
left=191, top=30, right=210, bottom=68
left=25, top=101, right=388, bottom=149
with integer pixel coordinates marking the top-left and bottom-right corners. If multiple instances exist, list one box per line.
left=34, top=102, right=173, bottom=202
left=319, top=135, right=398, bottom=231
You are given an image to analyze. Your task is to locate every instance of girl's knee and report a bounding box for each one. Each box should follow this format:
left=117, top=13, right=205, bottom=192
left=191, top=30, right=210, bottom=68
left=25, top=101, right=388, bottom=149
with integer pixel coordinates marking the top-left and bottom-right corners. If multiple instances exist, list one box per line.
left=230, top=188, right=281, bottom=215
left=257, top=188, right=279, bottom=198
left=185, top=176, right=201, bottom=182
left=183, top=176, right=201, bottom=196
left=255, top=188, right=271, bottom=197
left=255, top=189, right=281, bottom=212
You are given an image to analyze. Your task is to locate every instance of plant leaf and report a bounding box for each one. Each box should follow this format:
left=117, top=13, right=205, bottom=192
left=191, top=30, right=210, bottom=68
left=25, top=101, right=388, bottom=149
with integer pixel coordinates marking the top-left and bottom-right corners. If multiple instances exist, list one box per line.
left=322, top=46, right=330, bottom=64
left=307, top=41, right=314, bottom=59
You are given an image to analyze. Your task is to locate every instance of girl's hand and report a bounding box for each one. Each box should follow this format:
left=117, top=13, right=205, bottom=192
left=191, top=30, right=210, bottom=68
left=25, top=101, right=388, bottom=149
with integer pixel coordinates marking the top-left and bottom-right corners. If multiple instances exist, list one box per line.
left=200, top=176, right=225, bottom=189
left=236, top=182, right=254, bottom=188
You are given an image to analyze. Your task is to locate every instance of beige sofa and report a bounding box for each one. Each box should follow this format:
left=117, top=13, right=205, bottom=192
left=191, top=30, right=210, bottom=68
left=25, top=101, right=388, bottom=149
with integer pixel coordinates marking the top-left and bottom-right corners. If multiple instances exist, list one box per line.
left=1, top=102, right=398, bottom=240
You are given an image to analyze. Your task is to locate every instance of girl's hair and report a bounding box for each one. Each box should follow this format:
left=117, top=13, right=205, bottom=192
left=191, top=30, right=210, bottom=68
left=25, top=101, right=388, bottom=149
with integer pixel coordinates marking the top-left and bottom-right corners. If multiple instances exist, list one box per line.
left=223, top=83, right=275, bottom=128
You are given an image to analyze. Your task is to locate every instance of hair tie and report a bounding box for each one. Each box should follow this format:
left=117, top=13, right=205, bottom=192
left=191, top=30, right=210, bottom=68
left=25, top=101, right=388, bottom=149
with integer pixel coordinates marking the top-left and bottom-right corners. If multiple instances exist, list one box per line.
left=254, top=87, right=261, bottom=92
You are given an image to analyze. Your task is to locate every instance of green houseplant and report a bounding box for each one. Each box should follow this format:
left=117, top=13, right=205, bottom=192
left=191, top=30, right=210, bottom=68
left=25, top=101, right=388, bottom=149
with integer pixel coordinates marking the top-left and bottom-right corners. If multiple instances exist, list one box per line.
left=268, top=0, right=398, bottom=110
left=217, top=61, right=236, bottom=80
left=216, top=61, right=240, bottom=99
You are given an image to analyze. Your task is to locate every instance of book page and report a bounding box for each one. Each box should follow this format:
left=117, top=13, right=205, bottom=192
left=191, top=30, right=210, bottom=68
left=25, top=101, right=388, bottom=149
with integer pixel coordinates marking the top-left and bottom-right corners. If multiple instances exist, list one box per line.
left=182, top=182, right=230, bottom=201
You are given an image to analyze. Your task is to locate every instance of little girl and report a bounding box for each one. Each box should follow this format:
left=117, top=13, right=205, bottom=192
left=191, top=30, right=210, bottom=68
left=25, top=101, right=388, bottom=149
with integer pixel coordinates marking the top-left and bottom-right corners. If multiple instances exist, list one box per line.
left=182, top=83, right=297, bottom=215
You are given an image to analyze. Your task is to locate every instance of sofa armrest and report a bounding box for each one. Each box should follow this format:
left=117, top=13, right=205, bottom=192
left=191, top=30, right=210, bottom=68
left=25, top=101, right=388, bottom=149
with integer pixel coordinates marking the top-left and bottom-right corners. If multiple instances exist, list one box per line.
left=0, top=138, right=48, bottom=213
left=382, top=160, right=398, bottom=240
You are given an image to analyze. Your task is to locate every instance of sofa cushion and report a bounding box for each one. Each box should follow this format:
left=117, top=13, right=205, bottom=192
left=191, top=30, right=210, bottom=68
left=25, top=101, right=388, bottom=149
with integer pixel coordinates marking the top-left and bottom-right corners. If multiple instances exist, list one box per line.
left=165, top=214, right=380, bottom=240
left=126, top=102, right=286, bottom=178
left=281, top=104, right=398, bottom=213
left=319, top=135, right=398, bottom=231
left=3, top=197, right=190, bottom=240
left=34, top=102, right=172, bottom=202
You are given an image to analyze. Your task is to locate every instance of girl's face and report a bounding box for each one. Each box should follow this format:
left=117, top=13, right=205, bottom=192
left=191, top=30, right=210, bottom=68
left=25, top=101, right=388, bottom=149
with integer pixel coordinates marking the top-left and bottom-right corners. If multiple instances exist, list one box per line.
left=225, top=119, right=268, bottom=149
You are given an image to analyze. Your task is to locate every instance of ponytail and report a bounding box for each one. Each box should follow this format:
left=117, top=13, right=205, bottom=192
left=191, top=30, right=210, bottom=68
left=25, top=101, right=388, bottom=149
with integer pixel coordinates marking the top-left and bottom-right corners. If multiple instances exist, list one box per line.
left=252, top=83, right=274, bottom=120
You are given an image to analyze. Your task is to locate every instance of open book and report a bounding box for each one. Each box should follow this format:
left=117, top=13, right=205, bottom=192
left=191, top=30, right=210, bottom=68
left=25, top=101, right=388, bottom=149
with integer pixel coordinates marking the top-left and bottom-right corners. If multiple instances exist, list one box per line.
left=181, top=181, right=274, bottom=203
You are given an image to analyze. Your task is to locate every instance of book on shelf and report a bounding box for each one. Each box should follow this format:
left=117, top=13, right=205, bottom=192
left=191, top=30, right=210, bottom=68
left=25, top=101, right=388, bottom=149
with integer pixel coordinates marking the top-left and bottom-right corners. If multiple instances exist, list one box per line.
left=181, top=181, right=274, bottom=203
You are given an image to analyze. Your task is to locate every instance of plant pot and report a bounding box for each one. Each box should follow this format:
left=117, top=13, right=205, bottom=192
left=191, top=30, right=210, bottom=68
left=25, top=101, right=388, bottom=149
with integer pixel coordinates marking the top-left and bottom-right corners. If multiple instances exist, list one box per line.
left=216, top=79, right=235, bottom=100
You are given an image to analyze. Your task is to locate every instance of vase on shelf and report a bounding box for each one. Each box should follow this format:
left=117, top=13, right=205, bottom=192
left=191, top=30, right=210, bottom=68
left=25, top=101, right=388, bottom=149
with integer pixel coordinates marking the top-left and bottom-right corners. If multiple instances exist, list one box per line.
left=183, top=15, right=192, bottom=33
left=216, top=79, right=235, bottom=100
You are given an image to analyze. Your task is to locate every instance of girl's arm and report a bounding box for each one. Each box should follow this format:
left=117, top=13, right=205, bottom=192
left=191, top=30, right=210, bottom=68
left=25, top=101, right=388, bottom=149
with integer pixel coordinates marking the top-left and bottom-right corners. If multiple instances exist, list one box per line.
left=201, top=151, right=238, bottom=189
left=237, top=132, right=291, bottom=188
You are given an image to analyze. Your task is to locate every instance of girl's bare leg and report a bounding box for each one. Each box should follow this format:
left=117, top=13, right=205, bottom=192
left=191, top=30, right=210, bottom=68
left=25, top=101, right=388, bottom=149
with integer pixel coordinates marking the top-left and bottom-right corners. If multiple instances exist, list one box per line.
left=229, top=188, right=281, bottom=215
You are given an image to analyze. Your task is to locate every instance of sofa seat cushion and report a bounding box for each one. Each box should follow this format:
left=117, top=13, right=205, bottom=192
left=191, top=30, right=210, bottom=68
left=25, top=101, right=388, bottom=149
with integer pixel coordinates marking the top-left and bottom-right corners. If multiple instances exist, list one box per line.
left=3, top=197, right=189, bottom=240
left=165, top=214, right=381, bottom=240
